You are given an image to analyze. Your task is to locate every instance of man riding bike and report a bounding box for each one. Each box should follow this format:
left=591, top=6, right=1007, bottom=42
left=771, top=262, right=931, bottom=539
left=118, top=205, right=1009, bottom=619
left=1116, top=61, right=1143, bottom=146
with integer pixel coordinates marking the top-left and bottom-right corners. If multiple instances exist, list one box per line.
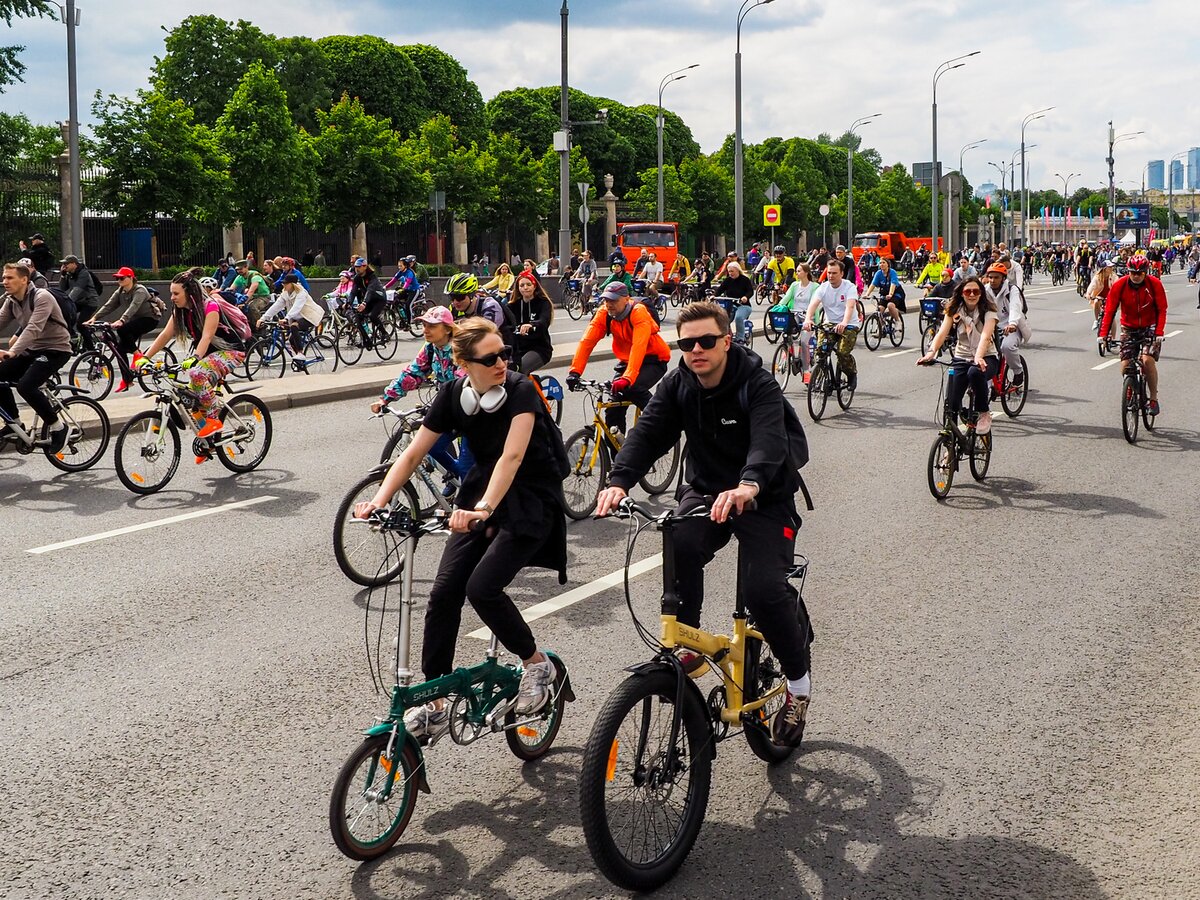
left=594, top=299, right=814, bottom=747
left=1099, top=253, right=1167, bottom=415
left=765, top=245, right=796, bottom=298
left=983, top=263, right=1030, bottom=388
left=803, top=258, right=861, bottom=391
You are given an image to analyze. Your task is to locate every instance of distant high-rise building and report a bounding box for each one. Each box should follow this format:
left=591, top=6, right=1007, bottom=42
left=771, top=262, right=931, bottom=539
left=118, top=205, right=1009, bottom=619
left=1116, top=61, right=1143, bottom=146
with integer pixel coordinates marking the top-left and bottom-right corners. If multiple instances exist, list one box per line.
left=1170, top=159, right=1184, bottom=190
left=1147, top=160, right=1165, bottom=191
left=1188, top=147, right=1200, bottom=191
left=975, top=181, right=999, bottom=202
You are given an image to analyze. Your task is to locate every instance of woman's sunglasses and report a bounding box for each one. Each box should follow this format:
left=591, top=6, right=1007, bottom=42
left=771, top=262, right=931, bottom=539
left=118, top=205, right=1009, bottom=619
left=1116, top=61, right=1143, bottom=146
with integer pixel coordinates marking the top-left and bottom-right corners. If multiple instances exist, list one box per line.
left=961, top=288, right=981, bottom=296
left=676, top=334, right=724, bottom=352
left=464, top=346, right=513, bottom=367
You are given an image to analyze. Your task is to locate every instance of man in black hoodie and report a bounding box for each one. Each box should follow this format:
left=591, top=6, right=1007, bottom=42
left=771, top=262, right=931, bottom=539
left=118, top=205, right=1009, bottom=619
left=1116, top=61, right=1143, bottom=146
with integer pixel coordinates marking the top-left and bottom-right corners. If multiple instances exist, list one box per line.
left=595, top=300, right=814, bottom=747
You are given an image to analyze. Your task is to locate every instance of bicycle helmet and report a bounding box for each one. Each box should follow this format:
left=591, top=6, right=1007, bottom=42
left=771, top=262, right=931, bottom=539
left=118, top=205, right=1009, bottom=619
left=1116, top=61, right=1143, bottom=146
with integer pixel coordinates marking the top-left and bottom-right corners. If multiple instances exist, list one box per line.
left=1127, top=253, right=1149, bottom=273
left=773, top=245, right=786, bottom=253
left=445, top=272, right=479, bottom=296
left=405, top=254, right=417, bottom=264
left=198, top=277, right=218, bottom=291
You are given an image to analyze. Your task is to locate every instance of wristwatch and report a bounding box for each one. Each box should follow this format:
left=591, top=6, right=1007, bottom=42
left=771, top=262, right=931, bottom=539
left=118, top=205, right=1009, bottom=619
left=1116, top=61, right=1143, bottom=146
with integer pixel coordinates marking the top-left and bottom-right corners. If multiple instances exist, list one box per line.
left=473, top=501, right=495, bottom=515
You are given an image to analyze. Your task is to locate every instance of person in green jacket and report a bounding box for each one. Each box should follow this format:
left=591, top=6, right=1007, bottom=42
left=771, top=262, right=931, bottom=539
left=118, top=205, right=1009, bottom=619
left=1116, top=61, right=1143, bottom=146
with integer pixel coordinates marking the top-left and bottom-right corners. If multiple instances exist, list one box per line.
left=599, top=257, right=635, bottom=293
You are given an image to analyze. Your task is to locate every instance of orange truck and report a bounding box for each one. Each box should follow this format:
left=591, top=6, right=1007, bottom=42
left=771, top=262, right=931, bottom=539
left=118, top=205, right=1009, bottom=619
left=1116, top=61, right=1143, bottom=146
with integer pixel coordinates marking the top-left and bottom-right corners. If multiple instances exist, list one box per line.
left=851, top=232, right=943, bottom=263
left=615, top=222, right=680, bottom=274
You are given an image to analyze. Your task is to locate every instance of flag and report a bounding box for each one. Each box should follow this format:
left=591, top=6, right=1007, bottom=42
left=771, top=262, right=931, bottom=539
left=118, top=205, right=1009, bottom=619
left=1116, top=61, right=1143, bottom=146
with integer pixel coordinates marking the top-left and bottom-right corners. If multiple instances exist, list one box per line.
left=1067, top=207, right=1072, bottom=227
left=985, top=194, right=991, bottom=208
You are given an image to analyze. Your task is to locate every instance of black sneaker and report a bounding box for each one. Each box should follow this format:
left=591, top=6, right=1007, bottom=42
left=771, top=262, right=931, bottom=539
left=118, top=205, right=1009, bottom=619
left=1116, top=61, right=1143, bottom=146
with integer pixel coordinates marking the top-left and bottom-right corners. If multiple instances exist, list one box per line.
left=47, top=423, right=68, bottom=455
left=1013, top=372, right=1025, bottom=388
left=846, top=372, right=858, bottom=392
left=772, top=693, right=809, bottom=747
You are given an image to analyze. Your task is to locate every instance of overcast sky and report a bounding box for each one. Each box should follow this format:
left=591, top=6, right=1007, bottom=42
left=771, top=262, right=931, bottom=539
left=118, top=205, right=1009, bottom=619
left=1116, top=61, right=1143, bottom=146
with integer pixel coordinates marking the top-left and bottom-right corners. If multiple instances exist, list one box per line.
left=3, top=0, right=1195, bottom=199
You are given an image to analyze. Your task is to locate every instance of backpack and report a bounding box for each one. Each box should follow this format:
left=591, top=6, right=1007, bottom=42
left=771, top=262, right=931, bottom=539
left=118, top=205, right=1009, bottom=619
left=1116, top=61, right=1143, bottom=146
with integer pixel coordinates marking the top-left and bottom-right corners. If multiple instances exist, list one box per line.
left=604, top=298, right=661, bottom=336
left=737, top=379, right=814, bottom=511
left=209, top=293, right=252, bottom=346
left=44, top=286, right=77, bottom=333
left=89, top=269, right=104, bottom=298
left=143, top=285, right=166, bottom=319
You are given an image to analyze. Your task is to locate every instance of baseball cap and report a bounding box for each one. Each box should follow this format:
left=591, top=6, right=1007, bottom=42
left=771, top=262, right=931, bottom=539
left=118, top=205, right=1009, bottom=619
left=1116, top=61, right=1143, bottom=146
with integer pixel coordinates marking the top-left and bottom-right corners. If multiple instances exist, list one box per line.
left=1099, top=258, right=1115, bottom=269
left=59, top=254, right=80, bottom=265
left=113, top=266, right=136, bottom=279
left=415, top=305, right=454, bottom=327
left=234, top=259, right=250, bottom=268
left=601, top=282, right=630, bottom=301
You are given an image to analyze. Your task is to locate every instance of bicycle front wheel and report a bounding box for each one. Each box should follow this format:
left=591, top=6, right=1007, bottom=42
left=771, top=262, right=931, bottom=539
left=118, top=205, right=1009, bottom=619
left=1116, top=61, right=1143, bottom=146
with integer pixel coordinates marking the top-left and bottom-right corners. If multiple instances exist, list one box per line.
left=562, top=426, right=607, bottom=520
left=244, top=336, right=285, bottom=380
left=44, top=396, right=110, bottom=471
left=921, top=323, right=937, bottom=357
left=333, top=475, right=419, bottom=586
left=638, top=439, right=680, bottom=496
left=863, top=314, right=882, bottom=351
left=329, top=732, right=421, bottom=861
left=771, top=343, right=791, bottom=391
left=762, top=309, right=780, bottom=344
left=927, top=433, right=955, bottom=499
left=68, top=349, right=116, bottom=401
left=807, top=363, right=829, bottom=421
left=336, top=324, right=365, bottom=367
left=579, top=669, right=713, bottom=892
left=1000, top=355, right=1028, bottom=417
left=115, top=410, right=181, bottom=494
left=216, top=394, right=272, bottom=472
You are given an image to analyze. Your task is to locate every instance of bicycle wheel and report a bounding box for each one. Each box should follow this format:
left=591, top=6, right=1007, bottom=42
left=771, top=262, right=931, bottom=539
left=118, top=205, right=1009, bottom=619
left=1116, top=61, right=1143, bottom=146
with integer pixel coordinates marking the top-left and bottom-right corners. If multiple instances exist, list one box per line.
left=43, top=396, right=110, bottom=472
left=638, top=440, right=680, bottom=496
left=567, top=291, right=584, bottom=319
left=855, top=299, right=866, bottom=322
left=336, top=323, right=365, bottom=367
left=245, top=336, right=285, bottom=380
left=216, top=394, right=272, bottom=472
left=505, top=655, right=570, bottom=761
left=562, top=426, right=607, bottom=520
left=373, top=321, right=400, bottom=360
left=115, top=410, right=181, bottom=494
left=1000, top=355, right=1028, bottom=417
left=1141, top=379, right=1156, bottom=432
left=888, top=313, right=905, bottom=347
left=743, top=633, right=795, bottom=764
left=863, top=314, right=882, bottom=351
left=927, top=433, right=955, bottom=499
left=579, top=669, right=713, bottom=892
left=835, top=362, right=854, bottom=411
left=1096, top=332, right=1107, bottom=357
left=329, top=732, right=421, bottom=861
left=333, top=475, right=419, bottom=586
left=68, top=349, right=115, bottom=401
left=807, top=363, right=829, bottom=421
left=771, top=343, right=791, bottom=391
left=408, top=299, right=432, bottom=337
left=969, top=431, right=992, bottom=481
left=302, top=335, right=339, bottom=376
left=921, top=323, right=937, bottom=357
left=762, top=309, right=779, bottom=344
left=135, top=347, right=178, bottom=392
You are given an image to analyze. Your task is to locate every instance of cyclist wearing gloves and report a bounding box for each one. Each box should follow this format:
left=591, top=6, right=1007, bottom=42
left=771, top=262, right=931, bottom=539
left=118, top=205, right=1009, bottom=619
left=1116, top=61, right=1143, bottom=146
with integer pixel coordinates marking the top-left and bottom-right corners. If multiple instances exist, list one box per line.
left=507, top=271, right=554, bottom=374
left=594, top=300, right=814, bottom=747
left=1099, top=253, right=1167, bottom=416
left=354, top=318, right=567, bottom=740
left=257, top=273, right=325, bottom=361
left=803, top=258, right=861, bottom=392
left=917, top=275, right=998, bottom=434
left=0, top=262, right=73, bottom=452
left=568, top=281, right=671, bottom=436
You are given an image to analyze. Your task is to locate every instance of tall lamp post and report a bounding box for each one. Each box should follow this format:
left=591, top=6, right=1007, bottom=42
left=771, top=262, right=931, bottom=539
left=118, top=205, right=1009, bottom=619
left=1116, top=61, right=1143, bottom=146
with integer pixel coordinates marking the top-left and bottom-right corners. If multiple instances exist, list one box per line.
left=656, top=64, right=698, bottom=223
left=1020, top=107, right=1053, bottom=245
left=931, top=51, right=980, bottom=254
left=1054, top=172, right=1079, bottom=244
left=956, top=138, right=986, bottom=251
left=1106, top=124, right=1144, bottom=240
left=734, top=0, right=775, bottom=256
left=63, top=0, right=82, bottom=257
left=556, top=0, right=572, bottom=265
left=846, top=113, right=881, bottom=247
left=988, top=160, right=1012, bottom=244
left=1168, top=149, right=1188, bottom=238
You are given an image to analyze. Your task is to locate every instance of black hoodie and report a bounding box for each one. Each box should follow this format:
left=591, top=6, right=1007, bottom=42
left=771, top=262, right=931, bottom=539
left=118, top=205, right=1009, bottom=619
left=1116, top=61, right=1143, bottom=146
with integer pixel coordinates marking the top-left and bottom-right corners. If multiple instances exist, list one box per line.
left=610, top=343, right=798, bottom=502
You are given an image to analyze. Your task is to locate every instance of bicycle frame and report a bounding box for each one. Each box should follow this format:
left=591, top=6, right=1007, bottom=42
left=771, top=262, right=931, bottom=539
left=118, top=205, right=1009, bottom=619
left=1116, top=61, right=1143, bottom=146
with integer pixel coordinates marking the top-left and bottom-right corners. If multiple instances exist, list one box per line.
left=0, top=382, right=84, bottom=450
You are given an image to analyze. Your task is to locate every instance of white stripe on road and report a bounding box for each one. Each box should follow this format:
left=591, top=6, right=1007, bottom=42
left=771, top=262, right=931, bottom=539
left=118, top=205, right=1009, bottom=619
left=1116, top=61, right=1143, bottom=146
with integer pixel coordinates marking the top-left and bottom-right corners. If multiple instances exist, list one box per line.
left=467, top=553, right=663, bottom=640
left=879, top=347, right=918, bottom=358
left=1165, top=329, right=1183, bottom=338
left=1072, top=308, right=1094, bottom=314
left=1091, top=358, right=1121, bottom=371
left=27, top=496, right=278, bottom=554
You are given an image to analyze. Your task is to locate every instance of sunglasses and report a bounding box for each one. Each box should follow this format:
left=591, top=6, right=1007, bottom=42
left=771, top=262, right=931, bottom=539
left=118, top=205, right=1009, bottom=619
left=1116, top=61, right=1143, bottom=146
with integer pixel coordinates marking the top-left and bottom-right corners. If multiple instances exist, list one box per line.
left=961, top=289, right=981, bottom=296
left=463, top=346, right=512, bottom=367
left=677, top=334, right=724, bottom=352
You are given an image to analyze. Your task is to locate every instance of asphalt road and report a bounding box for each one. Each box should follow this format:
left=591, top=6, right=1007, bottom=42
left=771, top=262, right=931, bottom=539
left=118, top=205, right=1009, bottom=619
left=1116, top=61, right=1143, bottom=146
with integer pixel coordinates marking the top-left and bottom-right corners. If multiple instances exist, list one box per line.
left=1, top=272, right=1198, bottom=899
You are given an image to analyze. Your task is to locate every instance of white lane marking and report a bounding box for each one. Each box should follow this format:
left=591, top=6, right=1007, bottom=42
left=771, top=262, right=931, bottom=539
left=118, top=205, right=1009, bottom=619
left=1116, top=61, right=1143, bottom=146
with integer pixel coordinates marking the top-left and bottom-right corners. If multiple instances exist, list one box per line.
left=879, top=347, right=918, bottom=359
left=1165, top=329, right=1182, bottom=338
left=467, top=553, right=663, bottom=640
left=1072, top=308, right=1094, bottom=314
left=27, top=496, right=278, bottom=554
left=1091, top=358, right=1121, bottom=371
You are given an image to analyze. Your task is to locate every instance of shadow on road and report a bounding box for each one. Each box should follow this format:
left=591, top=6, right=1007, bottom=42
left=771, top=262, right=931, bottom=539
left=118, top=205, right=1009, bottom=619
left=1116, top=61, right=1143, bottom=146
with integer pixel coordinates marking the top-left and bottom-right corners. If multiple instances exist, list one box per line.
left=940, top=475, right=1164, bottom=519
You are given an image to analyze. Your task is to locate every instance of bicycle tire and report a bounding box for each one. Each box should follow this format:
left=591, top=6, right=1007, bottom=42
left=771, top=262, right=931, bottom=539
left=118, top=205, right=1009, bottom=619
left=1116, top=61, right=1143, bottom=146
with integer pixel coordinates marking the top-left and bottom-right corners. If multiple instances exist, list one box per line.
left=115, top=410, right=181, bottom=494
left=43, top=396, right=110, bottom=472
left=505, top=655, right=569, bottom=761
left=762, top=309, right=780, bottom=344
left=921, top=324, right=937, bottom=357
left=374, top=322, right=400, bottom=361
left=408, top=299, right=432, bottom=337
left=807, top=363, right=829, bottom=421
left=835, top=362, right=854, bottom=411
left=579, top=669, right=713, bottom=892
left=304, top=334, right=340, bottom=376
left=743, top=633, right=795, bottom=764
left=969, top=431, right=991, bottom=481
left=863, top=314, right=882, bottom=351
left=245, top=335, right=285, bottom=380
left=638, top=439, right=680, bottom=496
left=215, top=394, right=272, bottom=473
left=1141, top=377, right=1156, bottom=432
left=1000, top=355, right=1028, bottom=417
left=329, top=732, right=421, bottom=861
left=336, top=323, right=365, bottom=367
left=333, top=475, right=420, bottom=586
left=927, top=433, right=955, bottom=499
left=888, top=313, right=905, bottom=347
left=771, top=343, right=791, bottom=391
left=562, top=426, right=607, bottom=520
left=68, top=349, right=115, bottom=401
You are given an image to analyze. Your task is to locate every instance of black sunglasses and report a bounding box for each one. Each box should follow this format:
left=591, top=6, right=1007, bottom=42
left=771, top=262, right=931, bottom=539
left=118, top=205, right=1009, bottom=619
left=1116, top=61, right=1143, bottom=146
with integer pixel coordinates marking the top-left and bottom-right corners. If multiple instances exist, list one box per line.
left=463, top=346, right=513, bottom=366
left=677, top=334, right=724, bottom=352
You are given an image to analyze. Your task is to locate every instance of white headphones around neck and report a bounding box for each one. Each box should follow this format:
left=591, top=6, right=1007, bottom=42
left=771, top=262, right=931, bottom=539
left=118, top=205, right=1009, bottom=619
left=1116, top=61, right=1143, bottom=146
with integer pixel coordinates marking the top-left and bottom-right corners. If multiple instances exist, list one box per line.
left=460, top=381, right=508, bottom=415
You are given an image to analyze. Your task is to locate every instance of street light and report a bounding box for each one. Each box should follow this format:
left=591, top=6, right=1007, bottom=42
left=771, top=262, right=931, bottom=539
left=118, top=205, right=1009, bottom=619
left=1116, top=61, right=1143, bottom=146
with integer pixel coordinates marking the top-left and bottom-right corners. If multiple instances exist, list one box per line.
left=988, top=160, right=1012, bottom=243
left=734, top=0, right=775, bottom=256
left=557, top=0, right=571, bottom=266
left=1105, top=124, right=1142, bottom=241
left=1010, top=145, right=1033, bottom=243
left=1054, top=172, right=1079, bottom=243
left=846, top=113, right=881, bottom=246
left=657, top=64, right=698, bottom=223
left=1020, top=107, right=1053, bottom=245
left=956, top=138, right=987, bottom=251
left=62, top=0, right=83, bottom=257
left=932, top=51, right=980, bottom=255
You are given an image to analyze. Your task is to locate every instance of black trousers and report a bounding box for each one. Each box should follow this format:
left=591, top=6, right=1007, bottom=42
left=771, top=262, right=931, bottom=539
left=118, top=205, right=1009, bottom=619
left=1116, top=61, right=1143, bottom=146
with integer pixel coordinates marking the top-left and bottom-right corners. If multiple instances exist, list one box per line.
left=947, top=356, right=999, bottom=415
left=606, top=357, right=668, bottom=432
left=671, top=488, right=813, bottom=680
left=0, top=350, right=71, bottom=424
left=116, top=316, right=157, bottom=358
left=422, top=525, right=543, bottom=679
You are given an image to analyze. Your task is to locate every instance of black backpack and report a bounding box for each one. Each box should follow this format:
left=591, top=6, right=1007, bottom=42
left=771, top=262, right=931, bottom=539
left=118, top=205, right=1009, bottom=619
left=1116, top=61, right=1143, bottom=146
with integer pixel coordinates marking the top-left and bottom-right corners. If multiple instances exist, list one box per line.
left=737, top=379, right=814, bottom=511
left=451, top=375, right=570, bottom=479
left=44, top=286, right=77, bottom=333
left=89, top=269, right=104, bottom=298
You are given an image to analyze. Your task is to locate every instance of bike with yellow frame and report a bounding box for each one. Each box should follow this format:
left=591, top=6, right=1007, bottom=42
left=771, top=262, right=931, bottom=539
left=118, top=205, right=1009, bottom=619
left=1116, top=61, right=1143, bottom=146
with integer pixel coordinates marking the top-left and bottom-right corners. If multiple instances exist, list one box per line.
left=578, top=494, right=812, bottom=891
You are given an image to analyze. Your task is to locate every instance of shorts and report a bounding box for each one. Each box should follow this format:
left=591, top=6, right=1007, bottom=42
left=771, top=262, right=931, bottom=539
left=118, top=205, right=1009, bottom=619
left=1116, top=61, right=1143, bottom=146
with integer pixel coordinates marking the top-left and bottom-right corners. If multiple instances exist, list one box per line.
left=1120, top=327, right=1160, bottom=362
left=882, top=293, right=907, bottom=313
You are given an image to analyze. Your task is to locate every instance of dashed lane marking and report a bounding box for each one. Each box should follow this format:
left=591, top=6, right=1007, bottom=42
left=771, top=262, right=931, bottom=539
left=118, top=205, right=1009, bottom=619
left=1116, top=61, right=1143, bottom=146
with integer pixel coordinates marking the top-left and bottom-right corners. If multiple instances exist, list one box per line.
left=880, top=347, right=919, bottom=358
left=1090, top=330, right=1183, bottom=371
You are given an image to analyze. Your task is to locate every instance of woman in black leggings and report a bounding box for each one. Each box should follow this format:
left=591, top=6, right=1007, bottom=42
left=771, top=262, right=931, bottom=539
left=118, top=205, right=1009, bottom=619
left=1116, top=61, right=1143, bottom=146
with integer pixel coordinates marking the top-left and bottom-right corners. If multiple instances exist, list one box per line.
left=507, top=270, right=554, bottom=373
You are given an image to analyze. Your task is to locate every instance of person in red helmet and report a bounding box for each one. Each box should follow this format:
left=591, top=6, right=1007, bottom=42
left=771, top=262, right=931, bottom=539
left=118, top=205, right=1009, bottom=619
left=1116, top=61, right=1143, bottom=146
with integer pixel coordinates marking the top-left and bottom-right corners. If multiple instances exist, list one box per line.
left=1099, top=253, right=1168, bottom=416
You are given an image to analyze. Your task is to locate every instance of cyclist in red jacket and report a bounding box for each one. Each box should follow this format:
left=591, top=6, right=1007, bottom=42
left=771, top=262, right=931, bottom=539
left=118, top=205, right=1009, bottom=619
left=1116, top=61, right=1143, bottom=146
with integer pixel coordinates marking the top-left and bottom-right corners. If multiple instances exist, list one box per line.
left=1099, top=253, right=1168, bottom=415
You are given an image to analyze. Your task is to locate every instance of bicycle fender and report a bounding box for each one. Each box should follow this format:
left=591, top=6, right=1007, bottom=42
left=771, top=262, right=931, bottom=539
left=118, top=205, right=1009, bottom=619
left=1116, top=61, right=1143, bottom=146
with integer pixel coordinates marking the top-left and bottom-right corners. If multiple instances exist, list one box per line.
left=367, top=461, right=393, bottom=478
left=623, top=660, right=711, bottom=725
left=364, top=723, right=431, bottom=794
left=544, top=650, right=576, bottom=702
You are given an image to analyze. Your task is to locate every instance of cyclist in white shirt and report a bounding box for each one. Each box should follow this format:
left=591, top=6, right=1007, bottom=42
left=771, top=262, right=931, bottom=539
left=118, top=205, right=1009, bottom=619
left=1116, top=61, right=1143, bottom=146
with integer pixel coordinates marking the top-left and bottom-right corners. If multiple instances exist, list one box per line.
left=802, top=259, right=861, bottom=390
left=640, top=252, right=665, bottom=300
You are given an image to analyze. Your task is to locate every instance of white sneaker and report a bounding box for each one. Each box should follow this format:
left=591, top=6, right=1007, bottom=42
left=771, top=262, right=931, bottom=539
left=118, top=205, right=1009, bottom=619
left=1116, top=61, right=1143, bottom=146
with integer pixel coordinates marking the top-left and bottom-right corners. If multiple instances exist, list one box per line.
left=403, top=702, right=449, bottom=740
left=976, top=411, right=993, bottom=434
left=515, top=660, right=555, bottom=715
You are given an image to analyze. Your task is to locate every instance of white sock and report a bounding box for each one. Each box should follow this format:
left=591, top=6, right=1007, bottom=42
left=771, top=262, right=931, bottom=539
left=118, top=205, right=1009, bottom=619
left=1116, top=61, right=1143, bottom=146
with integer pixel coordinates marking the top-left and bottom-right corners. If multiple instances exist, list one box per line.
left=49, top=419, right=66, bottom=433
left=787, top=673, right=811, bottom=697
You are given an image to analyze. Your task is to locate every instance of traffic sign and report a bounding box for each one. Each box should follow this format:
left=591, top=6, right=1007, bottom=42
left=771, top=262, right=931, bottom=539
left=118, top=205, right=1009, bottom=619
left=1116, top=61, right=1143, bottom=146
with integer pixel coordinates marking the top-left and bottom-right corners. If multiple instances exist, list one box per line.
left=763, top=205, right=781, bottom=227
left=764, top=182, right=782, bottom=203
left=819, top=203, right=830, bottom=217
left=578, top=204, right=590, bottom=224
left=577, top=182, right=590, bottom=202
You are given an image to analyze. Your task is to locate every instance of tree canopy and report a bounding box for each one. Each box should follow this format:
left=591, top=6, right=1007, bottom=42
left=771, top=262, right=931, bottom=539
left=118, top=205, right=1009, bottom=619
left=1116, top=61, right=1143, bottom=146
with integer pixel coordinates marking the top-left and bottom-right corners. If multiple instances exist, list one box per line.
left=316, top=36, right=429, bottom=135
left=0, top=1, right=54, bottom=93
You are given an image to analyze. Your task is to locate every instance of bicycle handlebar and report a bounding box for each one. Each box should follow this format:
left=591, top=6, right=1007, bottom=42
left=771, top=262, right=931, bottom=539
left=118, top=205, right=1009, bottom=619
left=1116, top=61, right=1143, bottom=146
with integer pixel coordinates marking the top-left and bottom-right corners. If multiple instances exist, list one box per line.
left=604, top=495, right=757, bottom=524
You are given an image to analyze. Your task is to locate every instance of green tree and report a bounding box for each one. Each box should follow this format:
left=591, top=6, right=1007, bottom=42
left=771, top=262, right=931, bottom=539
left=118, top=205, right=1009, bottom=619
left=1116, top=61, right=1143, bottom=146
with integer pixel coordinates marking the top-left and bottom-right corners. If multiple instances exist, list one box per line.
left=0, top=112, right=98, bottom=168
left=537, top=145, right=593, bottom=236
left=679, top=155, right=733, bottom=242
left=484, top=87, right=560, bottom=156
left=152, top=15, right=279, bottom=125
left=405, top=115, right=496, bottom=225
left=276, top=36, right=333, bottom=134
left=625, top=165, right=696, bottom=232
left=480, top=131, right=542, bottom=237
left=398, top=44, right=485, bottom=145
left=0, top=1, right=54, bottom=92
left=317, top=35, right=429, bottom=135
left=307, top=94, right=429, bottom=235
left=90, top=90, right=229, bottom=227
left=214, top=63, right=316, bottom=234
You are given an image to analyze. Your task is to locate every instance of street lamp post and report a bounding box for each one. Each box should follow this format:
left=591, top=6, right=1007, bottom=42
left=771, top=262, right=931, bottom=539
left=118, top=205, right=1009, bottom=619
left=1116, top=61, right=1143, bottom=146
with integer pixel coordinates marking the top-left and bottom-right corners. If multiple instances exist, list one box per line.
left=557, top=0, right=571, bottom=266
left=1020, top=107, right=1053, bottom=246
left=657, top=64, right=698, bottom=223
left=988, top=160, right=1011, bottom=244
left=956, top=138, right=986, bottom=251
left=64, top=0, right=82, bottom=257
left=1055, top=172, right=1079, bottom=244
left=1105, top=125, right=1142, bottom=242
left=931, top=52, right=979, bottom=255
left=734, top=0, right=775, bottom=256
left=846, top=113, right=881, bottom=247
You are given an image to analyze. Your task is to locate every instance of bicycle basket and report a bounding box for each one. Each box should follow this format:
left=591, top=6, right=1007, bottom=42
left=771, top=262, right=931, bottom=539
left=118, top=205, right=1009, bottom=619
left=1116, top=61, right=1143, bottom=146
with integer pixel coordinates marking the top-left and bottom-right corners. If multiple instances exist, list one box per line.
left=921, top=298, right=940, bottom=317
left=770, top=309, right=795, bottom=331
left=568, top=279, right=581, bottom=291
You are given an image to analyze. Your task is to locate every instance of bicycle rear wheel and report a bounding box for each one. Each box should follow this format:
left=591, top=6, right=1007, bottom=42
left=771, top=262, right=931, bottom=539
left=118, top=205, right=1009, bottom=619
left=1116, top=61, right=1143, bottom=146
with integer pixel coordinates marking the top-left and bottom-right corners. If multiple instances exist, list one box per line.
left=579, top=669, right=713, bottom=892
left=969, top=431, right=992, bottom=481
left=374, top=321, right=400, bottom=360
left=927, top=433, right=955, bottom=499
left=505, top=655, right=569, bottom=761
left=216, top=394, right=272, bottom=472
left=638, top=439, right=680, bottom=496
left=835, top=362, right=854, bottom=410
left=1141, top=378, right=1156, bottom=432
left=43, top=396, right=110, bottom=471
left=67, top=349, right=116, bottom=401
left=1000, top=355, right=1028, bottom=417
left=333, top=475, right=420, bottom=586
left=888, top=313, right=905, bottom=347
left=301, top=334, right=339, bottom=376
left=771, top=343, right=791, bottom=391
left=407, top=298, right=432, bottom=337
left=743, top=633, right=794, bottom=764
left=562, top=426, right=607, bottom=520
left=336, top=323, right=365, bottom=367
left=329, top=732, right=421, bottom=861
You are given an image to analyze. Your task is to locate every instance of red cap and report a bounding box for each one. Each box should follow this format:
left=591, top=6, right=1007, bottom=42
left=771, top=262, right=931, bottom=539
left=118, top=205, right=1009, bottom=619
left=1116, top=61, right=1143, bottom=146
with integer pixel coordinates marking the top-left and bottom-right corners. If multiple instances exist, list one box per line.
left=114, top=266, right=136, bottom=279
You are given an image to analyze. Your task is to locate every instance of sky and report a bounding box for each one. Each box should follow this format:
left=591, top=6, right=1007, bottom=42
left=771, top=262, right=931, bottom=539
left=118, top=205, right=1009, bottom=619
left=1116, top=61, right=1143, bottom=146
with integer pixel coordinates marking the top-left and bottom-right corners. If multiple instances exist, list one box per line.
left=2, top=0, right=1196, bottom=201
